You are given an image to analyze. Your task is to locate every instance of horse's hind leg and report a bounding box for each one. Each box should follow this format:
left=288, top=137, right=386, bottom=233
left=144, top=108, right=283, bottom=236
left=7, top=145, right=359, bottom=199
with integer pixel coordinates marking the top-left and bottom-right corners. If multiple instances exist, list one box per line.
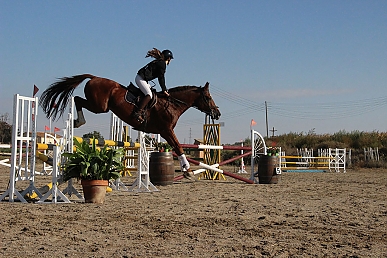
left=73, top=96, right=109, bottom=128
left=73, top=96, right=88, bottom=128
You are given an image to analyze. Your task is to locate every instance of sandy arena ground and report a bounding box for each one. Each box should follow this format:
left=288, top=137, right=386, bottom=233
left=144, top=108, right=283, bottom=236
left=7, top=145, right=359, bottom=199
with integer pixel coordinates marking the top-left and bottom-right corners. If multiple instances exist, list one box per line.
left=0, top=163, right=386, bottom=257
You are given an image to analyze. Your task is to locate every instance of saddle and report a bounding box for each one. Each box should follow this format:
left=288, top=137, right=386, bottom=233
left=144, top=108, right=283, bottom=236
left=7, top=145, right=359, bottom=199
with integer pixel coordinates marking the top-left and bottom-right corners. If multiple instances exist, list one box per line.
left=124, top=82, right=157, bottom=109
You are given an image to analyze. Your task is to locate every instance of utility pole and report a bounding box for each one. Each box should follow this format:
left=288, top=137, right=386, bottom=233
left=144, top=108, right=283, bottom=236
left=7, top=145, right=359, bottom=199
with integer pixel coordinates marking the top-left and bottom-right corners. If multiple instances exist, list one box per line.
left=265, top=101, right=269, bottom=138
left=271, top=127, right=277, bottom=137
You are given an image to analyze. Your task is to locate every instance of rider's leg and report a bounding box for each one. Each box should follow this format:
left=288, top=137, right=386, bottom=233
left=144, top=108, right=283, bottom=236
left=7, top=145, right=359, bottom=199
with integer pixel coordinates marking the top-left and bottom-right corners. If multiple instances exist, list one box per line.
left=134, top=75, right=153, bottom=123
left=135, top=74, right=153, bottom=97
left=134, top=95, right=151, bottom=122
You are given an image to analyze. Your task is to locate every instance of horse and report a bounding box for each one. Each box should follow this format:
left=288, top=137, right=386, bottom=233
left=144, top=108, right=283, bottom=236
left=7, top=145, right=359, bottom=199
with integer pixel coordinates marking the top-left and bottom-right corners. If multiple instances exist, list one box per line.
left=39, top=74, right=221, bottom=179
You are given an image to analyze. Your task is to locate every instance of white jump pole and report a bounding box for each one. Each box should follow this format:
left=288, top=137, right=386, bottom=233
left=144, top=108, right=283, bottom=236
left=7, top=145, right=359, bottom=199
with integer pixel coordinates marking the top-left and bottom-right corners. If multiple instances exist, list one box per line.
left=128, top=131, right=158, bottom=192
left=249, top=129, right=267, bottom=183
left=109, top=113, right=129, bottom=191
left=37, top=144, right=71, bottom=204
left=0, top=94, right=40, bottom=202
left=61, top=97, right=83, bottom=200
left=238, top=141, right=247, bottom=174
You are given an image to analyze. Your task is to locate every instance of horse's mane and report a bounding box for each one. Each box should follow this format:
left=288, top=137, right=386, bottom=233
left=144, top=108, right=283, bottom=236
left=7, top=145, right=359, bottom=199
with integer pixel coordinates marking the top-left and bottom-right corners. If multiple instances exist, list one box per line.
left=168, top=85, right=200, bottom=93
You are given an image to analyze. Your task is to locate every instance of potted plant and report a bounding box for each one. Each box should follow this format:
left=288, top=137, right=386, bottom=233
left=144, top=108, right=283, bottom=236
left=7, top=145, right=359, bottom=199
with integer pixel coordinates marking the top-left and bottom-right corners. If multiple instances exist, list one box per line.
left=156, top=142, right=171, bottom=152
left=62, top=137, right=124, bottom=203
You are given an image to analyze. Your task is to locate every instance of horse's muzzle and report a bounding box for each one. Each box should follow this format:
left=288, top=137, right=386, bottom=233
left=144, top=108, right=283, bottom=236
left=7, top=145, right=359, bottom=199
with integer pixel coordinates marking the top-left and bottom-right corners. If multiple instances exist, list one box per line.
left=210, top=108, right=221, bottom=120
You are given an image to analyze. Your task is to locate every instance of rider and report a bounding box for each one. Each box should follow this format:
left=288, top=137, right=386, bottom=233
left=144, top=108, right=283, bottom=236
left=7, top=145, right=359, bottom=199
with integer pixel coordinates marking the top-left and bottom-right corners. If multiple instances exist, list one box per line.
left=134, top=48, right=173, bottom=123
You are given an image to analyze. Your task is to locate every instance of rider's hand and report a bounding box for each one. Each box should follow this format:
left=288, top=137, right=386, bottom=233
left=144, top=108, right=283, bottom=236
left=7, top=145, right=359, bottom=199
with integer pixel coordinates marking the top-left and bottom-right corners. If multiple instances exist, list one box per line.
left=164, top=91, right=170, bottom=96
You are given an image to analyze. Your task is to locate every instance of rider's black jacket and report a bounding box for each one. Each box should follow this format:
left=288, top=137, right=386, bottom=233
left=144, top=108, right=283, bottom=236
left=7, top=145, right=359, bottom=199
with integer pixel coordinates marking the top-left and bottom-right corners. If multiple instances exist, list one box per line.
left=137, top=59, right=167, bottom=92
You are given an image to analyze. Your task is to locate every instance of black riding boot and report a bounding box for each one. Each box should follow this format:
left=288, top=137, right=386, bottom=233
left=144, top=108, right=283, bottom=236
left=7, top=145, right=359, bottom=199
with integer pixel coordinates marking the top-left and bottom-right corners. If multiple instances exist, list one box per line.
left=134, top=95, right=151, bottom=123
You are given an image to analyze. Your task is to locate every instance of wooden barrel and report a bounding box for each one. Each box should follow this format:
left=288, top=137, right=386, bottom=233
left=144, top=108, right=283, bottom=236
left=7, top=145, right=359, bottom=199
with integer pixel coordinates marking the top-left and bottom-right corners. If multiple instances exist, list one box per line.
left=257, top=155, right=279, bottom=184
left=149, top=152, right=175, bottom=185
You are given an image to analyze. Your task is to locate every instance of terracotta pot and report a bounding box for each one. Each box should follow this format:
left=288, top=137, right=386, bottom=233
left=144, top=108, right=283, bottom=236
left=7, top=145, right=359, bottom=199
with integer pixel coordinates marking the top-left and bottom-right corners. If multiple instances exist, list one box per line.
left=81, top=179, right=108, bottom=204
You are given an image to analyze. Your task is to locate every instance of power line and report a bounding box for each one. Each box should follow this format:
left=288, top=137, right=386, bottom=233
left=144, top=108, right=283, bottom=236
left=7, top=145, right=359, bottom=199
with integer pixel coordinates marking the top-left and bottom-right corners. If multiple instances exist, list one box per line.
left=175, top=84, right=387, bottom=129
left=268, top=96, right=387, bottom=120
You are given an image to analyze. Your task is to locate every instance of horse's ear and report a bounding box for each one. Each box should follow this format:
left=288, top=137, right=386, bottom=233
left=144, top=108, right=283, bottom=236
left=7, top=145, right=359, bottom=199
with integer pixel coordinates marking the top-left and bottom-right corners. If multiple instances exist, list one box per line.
left=204, top=82, right=209, bottom=90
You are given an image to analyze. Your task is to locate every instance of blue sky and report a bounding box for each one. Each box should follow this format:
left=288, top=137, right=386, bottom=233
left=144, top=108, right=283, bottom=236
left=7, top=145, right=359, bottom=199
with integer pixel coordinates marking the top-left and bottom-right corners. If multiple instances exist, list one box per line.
left=1, top=1, right=386, bottom=144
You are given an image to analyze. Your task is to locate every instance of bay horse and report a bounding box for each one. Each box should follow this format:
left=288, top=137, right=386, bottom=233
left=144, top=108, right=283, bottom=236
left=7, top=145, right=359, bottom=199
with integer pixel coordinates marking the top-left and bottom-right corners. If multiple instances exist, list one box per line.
left=39, top=74, right=221, bottom=179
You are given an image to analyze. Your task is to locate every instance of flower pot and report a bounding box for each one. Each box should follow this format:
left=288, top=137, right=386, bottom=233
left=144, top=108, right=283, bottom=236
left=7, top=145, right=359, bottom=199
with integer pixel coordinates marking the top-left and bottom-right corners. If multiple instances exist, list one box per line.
left=81, top=179, right=109, bottom=203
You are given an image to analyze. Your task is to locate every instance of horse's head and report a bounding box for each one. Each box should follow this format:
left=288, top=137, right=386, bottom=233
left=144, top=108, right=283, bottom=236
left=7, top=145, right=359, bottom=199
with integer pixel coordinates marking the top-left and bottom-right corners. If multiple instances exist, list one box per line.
left=194, top=82, right=221, bottom=120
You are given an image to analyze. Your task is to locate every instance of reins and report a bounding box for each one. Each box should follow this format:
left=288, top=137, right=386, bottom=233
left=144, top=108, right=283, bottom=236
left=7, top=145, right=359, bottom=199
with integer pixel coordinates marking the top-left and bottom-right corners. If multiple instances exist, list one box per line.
left=168, top=96, right=188, bottom=106
left=163, top=86, right=217, bottom=118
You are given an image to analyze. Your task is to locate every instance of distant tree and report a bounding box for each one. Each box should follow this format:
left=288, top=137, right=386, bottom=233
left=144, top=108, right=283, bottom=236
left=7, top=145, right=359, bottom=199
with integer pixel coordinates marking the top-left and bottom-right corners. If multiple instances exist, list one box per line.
left=0, top=113, right=10, bottom=123
left=0, top=113, right=12, bottom=143
left=83, top=131, right=104, bottom=140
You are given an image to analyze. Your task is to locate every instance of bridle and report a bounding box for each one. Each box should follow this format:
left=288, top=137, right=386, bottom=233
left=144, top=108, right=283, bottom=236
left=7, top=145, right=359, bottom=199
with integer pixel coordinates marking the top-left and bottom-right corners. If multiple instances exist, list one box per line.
left=166, top=87, right=218, bottom=119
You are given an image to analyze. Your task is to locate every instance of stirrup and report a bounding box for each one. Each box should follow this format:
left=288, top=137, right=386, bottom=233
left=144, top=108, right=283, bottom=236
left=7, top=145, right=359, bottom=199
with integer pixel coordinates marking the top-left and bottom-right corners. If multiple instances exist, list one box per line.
left=134, top=110, right=145, bottom=123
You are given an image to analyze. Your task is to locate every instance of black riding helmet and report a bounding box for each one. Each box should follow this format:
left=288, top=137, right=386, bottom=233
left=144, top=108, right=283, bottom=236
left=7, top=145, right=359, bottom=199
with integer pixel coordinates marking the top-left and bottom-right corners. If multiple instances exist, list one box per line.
left=162, top=49, right=174, bottom=60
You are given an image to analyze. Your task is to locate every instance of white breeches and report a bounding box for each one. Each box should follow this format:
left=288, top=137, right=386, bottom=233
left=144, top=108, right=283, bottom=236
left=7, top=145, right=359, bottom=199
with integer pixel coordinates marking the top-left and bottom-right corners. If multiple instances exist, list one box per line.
left=178, top=154, right=190, bottom=171
left=135, top=74, right=153, bottom=98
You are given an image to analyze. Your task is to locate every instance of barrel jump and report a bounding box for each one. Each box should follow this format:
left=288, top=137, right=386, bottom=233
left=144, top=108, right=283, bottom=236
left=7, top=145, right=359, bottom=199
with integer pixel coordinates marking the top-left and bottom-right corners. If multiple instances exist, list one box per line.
left=171, top=130, right=267, bottom=184
left=173, top=144, right=256, bottom=184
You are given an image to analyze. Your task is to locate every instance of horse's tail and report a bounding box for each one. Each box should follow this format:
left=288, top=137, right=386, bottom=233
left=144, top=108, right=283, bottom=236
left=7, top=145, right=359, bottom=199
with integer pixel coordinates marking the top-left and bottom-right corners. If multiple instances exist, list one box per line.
left=39, top=74, right=96, bottom=120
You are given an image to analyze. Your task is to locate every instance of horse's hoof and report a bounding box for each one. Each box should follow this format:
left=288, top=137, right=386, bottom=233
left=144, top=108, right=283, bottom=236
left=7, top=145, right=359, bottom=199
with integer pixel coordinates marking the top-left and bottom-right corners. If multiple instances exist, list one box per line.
left=74, top=119, right=85, bottom=128
left=183, top=171, right=195, bottom=180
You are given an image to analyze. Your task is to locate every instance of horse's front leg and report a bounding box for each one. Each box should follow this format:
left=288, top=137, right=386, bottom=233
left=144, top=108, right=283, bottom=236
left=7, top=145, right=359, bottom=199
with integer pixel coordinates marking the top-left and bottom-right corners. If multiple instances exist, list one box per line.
left=161, top=131, right=194, bottom=180
left=73, top=96, right=87, bottom=128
